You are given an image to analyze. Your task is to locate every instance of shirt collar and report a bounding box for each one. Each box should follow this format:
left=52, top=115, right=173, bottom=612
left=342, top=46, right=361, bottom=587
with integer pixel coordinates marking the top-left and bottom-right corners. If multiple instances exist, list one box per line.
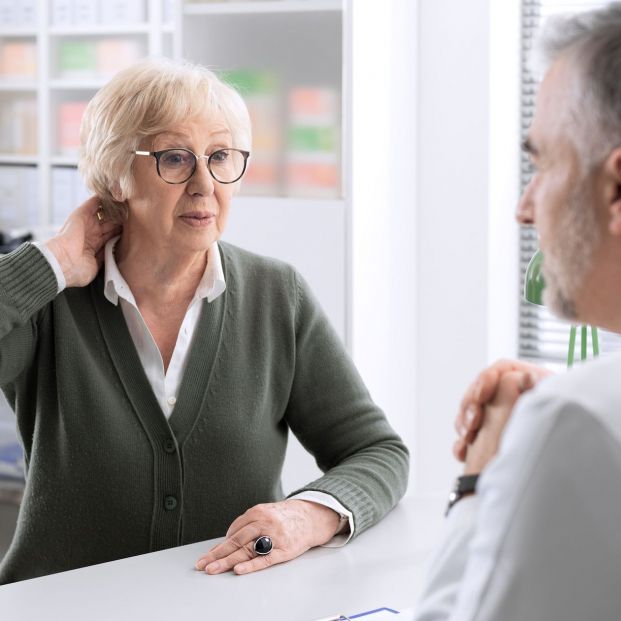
left=103, top=237, right=226, bottom=306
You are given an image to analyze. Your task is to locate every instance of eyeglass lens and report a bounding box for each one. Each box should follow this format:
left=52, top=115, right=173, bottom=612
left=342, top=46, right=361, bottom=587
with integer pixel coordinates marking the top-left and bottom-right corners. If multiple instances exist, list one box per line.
left=157, top=149, right=246, bottom=184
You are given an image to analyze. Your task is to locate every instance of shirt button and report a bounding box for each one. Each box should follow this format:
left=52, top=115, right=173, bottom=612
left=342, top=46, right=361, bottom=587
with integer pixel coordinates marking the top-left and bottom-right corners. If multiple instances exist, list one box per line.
left=167, top=396, right=176, bottom=406
left=164, top=495, right=177, bottom=511
left=164, top=439, right=176, bottom=454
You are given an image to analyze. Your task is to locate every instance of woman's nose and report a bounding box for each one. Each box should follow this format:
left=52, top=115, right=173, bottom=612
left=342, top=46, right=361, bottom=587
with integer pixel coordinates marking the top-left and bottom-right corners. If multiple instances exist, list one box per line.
left=186, top=158, right=215, bottom=196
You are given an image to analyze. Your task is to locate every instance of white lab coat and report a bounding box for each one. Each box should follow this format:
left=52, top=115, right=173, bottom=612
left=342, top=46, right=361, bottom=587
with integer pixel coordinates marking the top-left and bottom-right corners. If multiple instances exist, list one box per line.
left=413, top=352, right=621, bottom=621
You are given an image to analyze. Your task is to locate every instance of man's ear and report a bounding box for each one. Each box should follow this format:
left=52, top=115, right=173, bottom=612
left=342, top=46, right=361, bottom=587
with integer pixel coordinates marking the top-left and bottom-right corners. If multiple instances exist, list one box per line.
left=605, top=147, right=621, bottom=236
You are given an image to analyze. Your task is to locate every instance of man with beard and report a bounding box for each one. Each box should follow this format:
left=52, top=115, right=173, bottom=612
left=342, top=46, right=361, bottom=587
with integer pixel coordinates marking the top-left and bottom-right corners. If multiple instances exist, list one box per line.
left=412, top=3, right=621, bottom=620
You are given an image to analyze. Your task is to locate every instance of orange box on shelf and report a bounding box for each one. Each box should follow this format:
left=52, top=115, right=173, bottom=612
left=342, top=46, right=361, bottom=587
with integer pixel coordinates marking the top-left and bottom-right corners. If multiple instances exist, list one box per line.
left=96, top=39, right=142, bottom=79
left=0, top=42, right=36, bottom=79
left=57, top=101, right=88, bottom=155
left=286, top=86, right=341, bottom=198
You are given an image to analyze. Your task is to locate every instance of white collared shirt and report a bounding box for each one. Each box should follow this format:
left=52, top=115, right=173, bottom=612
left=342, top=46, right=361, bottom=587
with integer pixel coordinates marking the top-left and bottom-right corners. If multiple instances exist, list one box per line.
left=102, top=236, right=225, bottom=417
left=37, top=239, right=354, bottom=544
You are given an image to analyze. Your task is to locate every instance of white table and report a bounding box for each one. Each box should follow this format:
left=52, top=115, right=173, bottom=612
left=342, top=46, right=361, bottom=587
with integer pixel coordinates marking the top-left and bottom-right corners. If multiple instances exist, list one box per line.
left=0, top=495, right=445, bottom=621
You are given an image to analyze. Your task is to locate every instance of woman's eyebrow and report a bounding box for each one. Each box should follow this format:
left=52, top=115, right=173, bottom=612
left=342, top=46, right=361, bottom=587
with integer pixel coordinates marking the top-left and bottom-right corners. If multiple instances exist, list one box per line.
left=156, top=129, right=231, bottom=144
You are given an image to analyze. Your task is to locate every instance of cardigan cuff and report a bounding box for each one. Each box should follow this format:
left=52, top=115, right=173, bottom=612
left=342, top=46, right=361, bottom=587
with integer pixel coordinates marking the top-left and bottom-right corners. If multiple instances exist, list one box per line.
left=289, top=477, right=375, bottom=535
left=0, top=242, right=59, bottom=319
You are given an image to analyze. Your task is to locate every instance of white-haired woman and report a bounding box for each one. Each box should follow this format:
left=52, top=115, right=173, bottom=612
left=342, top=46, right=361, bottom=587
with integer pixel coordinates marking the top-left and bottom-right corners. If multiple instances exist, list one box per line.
left=0, top=58, right=408, bottom=584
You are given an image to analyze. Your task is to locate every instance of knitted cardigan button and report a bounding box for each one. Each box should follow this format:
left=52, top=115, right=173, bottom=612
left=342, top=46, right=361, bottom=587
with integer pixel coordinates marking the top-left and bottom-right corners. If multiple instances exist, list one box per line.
left=164, top=496, right=177, bottom=511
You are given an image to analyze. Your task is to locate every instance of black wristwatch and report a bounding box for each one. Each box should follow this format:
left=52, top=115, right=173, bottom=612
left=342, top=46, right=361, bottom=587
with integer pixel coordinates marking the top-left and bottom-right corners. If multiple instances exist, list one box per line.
left=445, top=474, right=479, bottom=516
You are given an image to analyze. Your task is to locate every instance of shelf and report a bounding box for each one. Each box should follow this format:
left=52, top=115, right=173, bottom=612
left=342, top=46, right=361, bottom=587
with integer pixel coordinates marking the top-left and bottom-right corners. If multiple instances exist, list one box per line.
left=0, top=28, right=37, bottom=37
left=48, top=24, right=151, bottom=36
left=185, top=1, right=342, bottom=15
left=49, top=79, right=106, bottom=90
left=0, top=154, right=38, bottom=165
left=0, top=82, right=37, bottom=92
left=51, top=155, right=79, bottom=166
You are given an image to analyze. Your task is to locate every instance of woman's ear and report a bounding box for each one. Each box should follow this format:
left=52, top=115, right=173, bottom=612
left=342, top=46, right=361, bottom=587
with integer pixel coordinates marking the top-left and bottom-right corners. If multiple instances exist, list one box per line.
left=605, top=148, right=621, bottom=236
left=111, top=181, right=123, bottom=202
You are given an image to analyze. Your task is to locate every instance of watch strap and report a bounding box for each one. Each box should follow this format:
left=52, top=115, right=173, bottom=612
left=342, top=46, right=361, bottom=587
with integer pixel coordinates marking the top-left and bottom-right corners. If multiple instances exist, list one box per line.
left=445, top=473, right=479, bottom=516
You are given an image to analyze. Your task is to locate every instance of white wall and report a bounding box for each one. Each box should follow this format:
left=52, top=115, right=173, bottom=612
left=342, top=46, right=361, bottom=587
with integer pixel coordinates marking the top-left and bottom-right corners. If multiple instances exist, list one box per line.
left=351, top=0, right=521, bottom=498
left=351, top=0, right=418, bottom=489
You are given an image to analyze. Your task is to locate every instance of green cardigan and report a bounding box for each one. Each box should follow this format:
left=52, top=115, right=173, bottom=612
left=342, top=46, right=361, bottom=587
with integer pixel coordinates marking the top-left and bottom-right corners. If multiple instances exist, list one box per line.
left=0, top=242, right=408, bottom=584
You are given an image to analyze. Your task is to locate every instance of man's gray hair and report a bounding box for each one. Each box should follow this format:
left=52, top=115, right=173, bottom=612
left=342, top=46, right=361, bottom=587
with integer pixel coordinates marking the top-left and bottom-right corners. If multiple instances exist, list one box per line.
left=533, top=2, right=621, bottom=169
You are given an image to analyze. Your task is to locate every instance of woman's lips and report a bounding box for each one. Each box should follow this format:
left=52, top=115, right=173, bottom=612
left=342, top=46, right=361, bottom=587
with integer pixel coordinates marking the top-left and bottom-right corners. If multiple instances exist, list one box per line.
left=179, top=213, right=216, bottom=228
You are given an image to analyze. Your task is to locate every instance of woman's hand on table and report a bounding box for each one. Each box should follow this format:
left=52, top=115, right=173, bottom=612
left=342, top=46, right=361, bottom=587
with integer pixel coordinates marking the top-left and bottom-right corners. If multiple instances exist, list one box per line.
left=453, top=358, right=553, bottom=462
left=195, top=499, right=341, bottom=575
left=45, top=197, right=122, bottom=288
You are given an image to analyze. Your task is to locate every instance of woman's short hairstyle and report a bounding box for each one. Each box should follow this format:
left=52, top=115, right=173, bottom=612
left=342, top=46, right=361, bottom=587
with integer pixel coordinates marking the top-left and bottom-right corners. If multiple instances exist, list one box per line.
left=79, top=57, right=252, bottom=221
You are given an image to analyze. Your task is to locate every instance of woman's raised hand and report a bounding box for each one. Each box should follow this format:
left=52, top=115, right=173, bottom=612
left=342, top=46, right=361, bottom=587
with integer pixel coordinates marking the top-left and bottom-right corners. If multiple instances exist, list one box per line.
left=46, top=197, right=122, bottom=288
left=195, top=499, right=342, bottom=576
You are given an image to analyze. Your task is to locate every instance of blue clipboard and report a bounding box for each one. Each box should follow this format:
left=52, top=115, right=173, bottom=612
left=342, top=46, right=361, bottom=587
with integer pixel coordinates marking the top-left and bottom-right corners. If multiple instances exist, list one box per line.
left=313, top=607, right=402, bottom=621
left=350, top=609, right=400, bottom=618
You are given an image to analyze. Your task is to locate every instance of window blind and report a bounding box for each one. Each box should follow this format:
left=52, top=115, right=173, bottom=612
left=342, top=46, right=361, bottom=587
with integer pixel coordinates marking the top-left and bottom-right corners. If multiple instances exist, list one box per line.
left=518, top=0, right=621, bottom=365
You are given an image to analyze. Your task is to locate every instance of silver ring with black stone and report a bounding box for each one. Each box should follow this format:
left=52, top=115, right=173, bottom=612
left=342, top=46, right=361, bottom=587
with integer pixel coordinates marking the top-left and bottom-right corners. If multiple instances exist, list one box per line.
left=253, top=535, right=273, bottom=556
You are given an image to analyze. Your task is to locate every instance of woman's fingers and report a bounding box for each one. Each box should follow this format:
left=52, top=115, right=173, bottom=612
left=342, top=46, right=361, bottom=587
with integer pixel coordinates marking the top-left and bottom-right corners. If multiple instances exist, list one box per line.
left=195, top=500, right=321, bottom=576
left=195, top=523, right=261, bottom=570
left=232, top=548, right=288, bottom=575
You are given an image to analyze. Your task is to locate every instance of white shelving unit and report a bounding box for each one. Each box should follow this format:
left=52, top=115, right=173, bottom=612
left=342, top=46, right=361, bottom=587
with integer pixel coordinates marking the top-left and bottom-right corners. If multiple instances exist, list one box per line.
left=0, top=0, right=174, bottom=236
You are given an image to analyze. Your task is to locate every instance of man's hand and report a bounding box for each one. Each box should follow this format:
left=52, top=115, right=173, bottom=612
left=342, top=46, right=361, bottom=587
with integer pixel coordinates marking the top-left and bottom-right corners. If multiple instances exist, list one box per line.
left=46, top=197, right=122, bottom=288
left=195, top=499, right=341, bottom=576
left=454, top=359, right=552, bottom=462
left=464, top=370, right=527, bottom=474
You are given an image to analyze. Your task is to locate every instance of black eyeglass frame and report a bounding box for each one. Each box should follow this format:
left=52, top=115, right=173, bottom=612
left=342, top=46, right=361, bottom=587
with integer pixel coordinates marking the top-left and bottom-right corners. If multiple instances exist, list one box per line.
left=133, top=147, right=250, bottom=185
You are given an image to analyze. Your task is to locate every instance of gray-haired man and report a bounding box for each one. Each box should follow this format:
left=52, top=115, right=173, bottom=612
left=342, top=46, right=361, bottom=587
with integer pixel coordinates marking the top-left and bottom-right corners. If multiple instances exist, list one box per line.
left=414, top=4, right=621, bottom=619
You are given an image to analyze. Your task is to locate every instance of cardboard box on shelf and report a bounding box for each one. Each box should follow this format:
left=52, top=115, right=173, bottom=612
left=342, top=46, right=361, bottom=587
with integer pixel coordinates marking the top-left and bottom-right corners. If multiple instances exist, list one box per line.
left=286, top=86, right=340, bottom=198
left=0, top=165, right=39, bottom=231
left=50, top=0, right=74, bottom=26
left=0, top=97, right=37, bottom=154
left=57, top=100, right=88, bottom=155
left=58, top=40, right=97, bottom=79
left=96, top=39, right=142, bottom=78
left=0, top=41, right=37, bottom=79
left=99, top=0, right=145, bottom=24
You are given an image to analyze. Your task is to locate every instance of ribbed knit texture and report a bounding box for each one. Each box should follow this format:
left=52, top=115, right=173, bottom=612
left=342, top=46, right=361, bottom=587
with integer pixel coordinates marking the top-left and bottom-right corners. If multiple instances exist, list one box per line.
left=0, top=242, right=409, bottom=584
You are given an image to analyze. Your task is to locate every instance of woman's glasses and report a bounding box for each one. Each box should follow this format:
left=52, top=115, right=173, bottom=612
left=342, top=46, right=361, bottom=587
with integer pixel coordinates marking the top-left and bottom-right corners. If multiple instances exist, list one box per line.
left=133, top=148, right=250, bottom=184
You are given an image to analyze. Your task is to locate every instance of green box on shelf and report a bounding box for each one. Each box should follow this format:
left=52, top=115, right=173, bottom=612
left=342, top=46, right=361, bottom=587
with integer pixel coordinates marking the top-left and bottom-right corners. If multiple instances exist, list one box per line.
left=219, top=69, right=279, bottom=96
left=287, top=126, right=337, bottom=152
left=58, top=41, right=97, bottom=76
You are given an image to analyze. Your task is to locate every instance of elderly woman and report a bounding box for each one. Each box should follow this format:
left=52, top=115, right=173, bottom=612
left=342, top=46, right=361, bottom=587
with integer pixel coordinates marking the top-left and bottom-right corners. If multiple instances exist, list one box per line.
left=0, top=58, right=408, bottom=584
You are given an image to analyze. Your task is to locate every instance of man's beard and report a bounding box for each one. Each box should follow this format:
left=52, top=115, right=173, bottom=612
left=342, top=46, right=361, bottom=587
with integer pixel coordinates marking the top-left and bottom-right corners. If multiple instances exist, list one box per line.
left=542, top=179, right=600, bottom=321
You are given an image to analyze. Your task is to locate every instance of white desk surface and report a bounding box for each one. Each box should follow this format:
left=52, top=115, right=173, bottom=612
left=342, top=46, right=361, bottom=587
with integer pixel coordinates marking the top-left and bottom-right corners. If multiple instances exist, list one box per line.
left=0, top=495, right=445, bottom=621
